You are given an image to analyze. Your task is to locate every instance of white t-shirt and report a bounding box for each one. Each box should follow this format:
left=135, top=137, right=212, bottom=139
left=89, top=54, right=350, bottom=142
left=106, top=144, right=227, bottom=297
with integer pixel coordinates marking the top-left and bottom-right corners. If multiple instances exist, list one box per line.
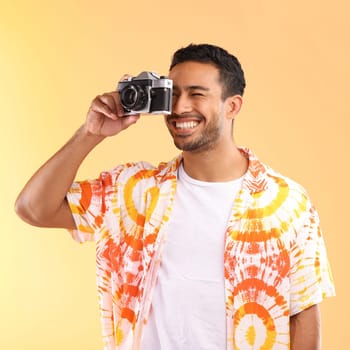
left=141, top=163, right=244, bottom=350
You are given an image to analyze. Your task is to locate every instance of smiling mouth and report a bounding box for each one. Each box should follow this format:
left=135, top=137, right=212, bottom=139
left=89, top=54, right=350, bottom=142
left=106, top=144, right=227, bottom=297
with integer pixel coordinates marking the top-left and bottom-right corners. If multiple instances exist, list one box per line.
left=174, top=120, right=200, bottom=129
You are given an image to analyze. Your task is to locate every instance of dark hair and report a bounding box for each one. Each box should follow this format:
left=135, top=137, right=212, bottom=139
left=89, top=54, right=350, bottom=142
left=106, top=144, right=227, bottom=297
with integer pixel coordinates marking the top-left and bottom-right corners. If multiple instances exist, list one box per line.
left=170, top=43, right=246, bottom=99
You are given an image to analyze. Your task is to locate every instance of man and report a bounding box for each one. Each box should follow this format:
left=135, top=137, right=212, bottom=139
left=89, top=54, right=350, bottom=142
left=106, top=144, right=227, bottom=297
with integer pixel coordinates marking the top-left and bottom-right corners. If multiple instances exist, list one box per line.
left=15, top=43, right=335, bottom=349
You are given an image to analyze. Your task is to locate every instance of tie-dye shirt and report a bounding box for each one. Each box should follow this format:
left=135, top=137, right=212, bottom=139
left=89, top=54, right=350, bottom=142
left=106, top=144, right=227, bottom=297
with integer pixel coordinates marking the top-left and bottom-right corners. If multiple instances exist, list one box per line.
left=66, top=147, right=335, bottom=350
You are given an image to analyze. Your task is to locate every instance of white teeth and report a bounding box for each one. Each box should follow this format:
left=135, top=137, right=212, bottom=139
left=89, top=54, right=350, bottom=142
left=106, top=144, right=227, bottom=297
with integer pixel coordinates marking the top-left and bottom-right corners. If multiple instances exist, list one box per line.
left=175, top=121, right=199, bottom=129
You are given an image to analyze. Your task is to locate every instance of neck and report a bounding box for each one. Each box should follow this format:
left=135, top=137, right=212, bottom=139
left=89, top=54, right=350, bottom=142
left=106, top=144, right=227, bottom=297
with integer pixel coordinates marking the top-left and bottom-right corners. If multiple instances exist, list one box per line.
left=181, top=140, right=248, bottom=182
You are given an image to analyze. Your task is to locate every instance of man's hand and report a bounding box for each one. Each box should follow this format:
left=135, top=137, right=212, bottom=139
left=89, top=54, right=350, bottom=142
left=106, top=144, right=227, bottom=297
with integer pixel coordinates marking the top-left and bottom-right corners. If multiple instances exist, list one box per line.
left=15, top=81, right=140, bottom=229
left=290, top=304, right=321, bottom=350
left=85, top=74, right=141, bottom=138
left=85, top=91, right=140, bottom=137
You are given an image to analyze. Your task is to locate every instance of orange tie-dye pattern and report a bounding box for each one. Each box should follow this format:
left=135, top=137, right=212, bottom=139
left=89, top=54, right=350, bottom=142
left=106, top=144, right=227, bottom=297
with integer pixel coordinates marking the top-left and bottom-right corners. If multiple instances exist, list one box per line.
left=66, top=148, right=335, bottom=350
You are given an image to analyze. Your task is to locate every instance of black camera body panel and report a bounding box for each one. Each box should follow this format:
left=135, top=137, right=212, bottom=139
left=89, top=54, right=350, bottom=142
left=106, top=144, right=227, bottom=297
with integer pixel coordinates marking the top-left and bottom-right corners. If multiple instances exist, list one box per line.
left=117, top=72, right=173, bottom=115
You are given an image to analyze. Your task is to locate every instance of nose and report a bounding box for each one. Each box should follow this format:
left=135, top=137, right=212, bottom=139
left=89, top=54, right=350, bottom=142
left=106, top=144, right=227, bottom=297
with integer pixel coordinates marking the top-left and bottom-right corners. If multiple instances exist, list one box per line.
left=172, top=94, right=193, bottom=115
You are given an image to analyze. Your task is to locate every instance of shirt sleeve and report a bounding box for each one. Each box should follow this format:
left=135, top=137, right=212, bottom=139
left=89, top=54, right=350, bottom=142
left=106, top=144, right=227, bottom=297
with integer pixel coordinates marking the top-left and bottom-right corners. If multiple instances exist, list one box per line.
left=289, top=199, right=335, bottom=316
left=65, top=169, right=119, bottom=243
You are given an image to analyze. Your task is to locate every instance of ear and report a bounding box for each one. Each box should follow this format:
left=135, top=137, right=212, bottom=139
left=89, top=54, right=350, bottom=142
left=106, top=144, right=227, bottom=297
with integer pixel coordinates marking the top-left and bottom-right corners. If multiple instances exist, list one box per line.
left=225, top=95, right=243, bottom=121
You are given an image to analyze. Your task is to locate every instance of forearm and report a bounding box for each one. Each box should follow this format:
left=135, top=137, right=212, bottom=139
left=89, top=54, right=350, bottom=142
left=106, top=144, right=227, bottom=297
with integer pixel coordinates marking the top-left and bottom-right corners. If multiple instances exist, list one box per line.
left=290, top=304, right=321, bottom=350
left=15, top=125, right=104, bottom=228
left=15, top=90, right=140, bottom=228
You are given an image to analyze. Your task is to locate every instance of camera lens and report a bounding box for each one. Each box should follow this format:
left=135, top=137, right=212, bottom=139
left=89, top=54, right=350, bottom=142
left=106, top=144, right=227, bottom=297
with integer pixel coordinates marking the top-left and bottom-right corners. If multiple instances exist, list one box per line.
left=120, top=85, right=147, bottom=111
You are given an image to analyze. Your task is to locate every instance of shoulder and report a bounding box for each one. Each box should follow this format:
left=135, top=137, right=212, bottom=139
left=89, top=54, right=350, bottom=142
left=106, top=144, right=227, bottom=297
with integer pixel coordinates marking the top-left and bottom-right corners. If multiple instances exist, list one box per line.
left=101, top=155, right=181, bottom=185
left=241, top=147, right=310, bottom=198
left=261, top=162, right=320, bottom=233
left=241, top=147, right=315, bottom=224
left=264, top=163, right=309, bottom=198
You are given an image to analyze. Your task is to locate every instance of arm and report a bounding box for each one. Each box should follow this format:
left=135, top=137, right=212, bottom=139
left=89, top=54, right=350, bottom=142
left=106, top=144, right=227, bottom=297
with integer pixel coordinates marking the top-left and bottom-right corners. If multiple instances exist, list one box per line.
left=290, top=304, right=321, bottom=350
left=15, top=91, right=140, bottom=229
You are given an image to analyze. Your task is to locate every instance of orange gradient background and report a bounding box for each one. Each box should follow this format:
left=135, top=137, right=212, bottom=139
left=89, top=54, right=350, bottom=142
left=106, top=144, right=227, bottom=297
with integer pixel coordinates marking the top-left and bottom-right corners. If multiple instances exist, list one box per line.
left=1, top=1, right=348, bottom=349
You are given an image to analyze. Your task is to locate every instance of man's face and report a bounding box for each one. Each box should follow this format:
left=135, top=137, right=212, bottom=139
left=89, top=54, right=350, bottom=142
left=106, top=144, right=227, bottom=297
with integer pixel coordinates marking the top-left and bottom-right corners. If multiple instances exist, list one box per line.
left=166, top=61, right=229, bottom=153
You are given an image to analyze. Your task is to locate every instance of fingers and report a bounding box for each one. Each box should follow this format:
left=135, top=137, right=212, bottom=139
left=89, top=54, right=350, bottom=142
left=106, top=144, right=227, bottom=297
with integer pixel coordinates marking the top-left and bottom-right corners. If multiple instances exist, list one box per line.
left=120, top=73, right=132, bottom=81
left=88, top=73, right=137, bottom=122
left=98, top=93, right=119, bottom=118
left=108, top=92, right=125, bottom=117
left=121, top=114, right=141, bottom=128
left=93, top=73, right=133, bottom=118
left=116, top=74, right=133, bottom=117
left=90, top=93, right=120, bottom=119
left=90, top=96, right=114, bottom=119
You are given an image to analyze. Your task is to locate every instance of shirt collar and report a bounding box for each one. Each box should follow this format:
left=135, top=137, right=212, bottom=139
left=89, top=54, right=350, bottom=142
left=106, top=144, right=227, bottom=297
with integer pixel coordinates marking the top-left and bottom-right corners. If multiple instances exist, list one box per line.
left=156, top=147, right=268, bottom=194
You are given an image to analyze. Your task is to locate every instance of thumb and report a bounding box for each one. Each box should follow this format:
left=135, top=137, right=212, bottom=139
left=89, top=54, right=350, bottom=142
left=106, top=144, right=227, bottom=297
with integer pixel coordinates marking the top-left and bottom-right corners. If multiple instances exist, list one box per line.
left=121, top=114, right=140, bottom=128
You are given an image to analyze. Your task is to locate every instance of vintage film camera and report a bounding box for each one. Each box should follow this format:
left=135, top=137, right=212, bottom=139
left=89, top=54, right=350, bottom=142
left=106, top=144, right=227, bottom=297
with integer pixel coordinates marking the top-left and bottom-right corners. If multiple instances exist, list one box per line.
left=117, top=71, right=173, bottom=115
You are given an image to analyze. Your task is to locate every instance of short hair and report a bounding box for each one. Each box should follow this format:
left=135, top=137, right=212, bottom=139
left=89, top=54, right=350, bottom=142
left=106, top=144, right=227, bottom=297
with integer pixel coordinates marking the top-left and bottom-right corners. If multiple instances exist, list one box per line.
left=170, top=43, right=246, bottom=99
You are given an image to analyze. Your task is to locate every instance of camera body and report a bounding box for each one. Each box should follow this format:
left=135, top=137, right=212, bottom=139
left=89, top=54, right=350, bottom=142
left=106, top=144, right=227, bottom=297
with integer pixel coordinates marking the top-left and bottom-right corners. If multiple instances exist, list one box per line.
left=117, top=71, right=173, bottom=115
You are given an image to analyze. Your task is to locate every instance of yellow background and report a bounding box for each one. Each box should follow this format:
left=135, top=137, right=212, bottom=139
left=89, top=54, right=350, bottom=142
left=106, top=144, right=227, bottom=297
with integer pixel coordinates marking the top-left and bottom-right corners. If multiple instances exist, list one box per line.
left=1, top=0, right=348, bottom=348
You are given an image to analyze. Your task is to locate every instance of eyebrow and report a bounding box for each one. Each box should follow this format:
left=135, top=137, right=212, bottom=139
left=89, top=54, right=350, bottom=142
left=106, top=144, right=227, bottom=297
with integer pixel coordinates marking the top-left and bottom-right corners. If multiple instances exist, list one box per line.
left=173, top=85, right=210, bottom=92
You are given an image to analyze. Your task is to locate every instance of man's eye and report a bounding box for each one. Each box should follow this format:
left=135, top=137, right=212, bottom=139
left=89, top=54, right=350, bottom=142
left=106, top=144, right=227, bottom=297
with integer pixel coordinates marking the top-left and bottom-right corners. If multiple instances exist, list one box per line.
left=192, top=93, right=204, bottom=96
